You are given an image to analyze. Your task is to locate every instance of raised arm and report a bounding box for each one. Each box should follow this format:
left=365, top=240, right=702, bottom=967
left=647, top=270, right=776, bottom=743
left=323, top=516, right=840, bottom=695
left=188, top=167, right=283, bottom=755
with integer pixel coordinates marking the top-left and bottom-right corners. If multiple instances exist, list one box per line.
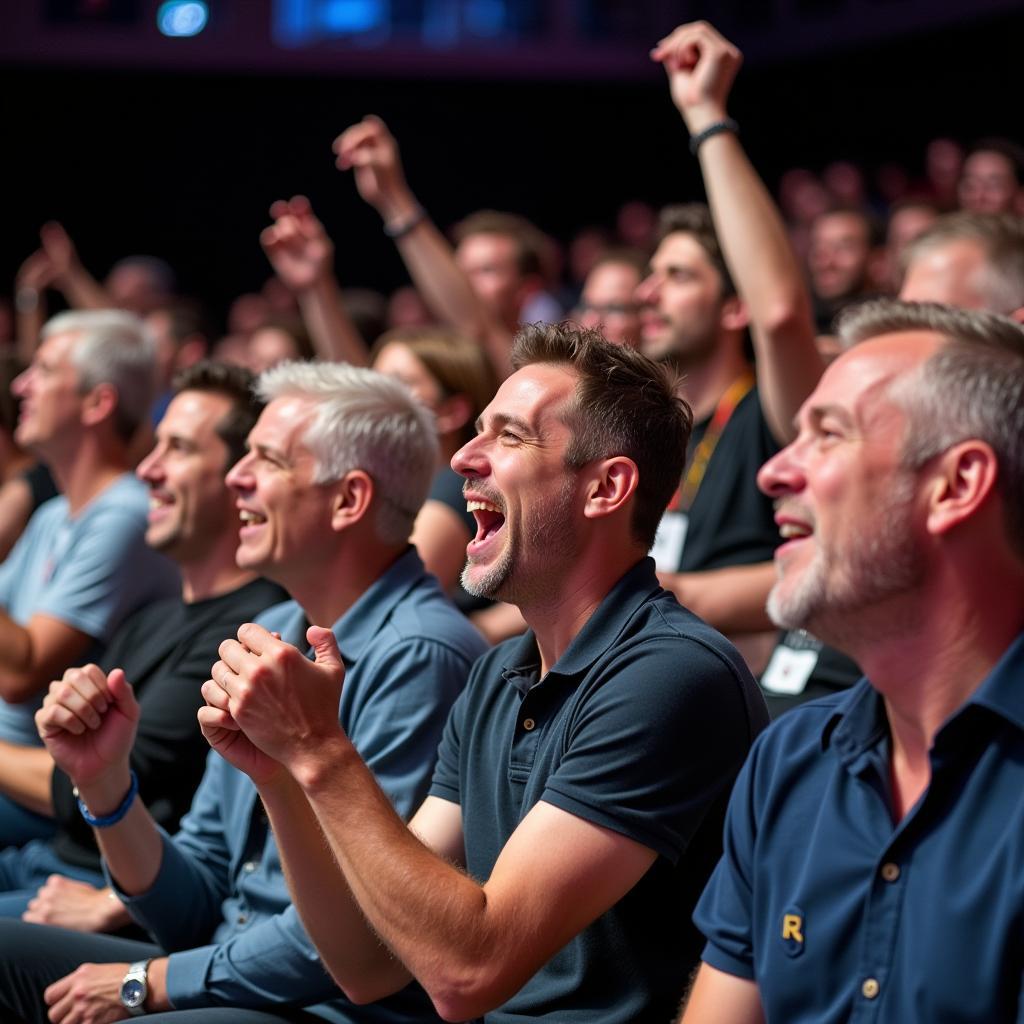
left=334, top=116, right=514, bottom=378
left=654, top=22, right=822, bottom=443
left=37, top=221, right=112, bottom=311
left=260, top=195, right=370, bottom=365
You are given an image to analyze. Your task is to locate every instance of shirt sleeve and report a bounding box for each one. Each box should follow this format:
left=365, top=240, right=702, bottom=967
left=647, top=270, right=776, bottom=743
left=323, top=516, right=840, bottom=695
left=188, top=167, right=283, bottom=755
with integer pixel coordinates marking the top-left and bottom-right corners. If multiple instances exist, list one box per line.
left=691, top=737, right=763, bottom=981
left=343, top=635, right=474, bottom=820
left=35, top=506, right=175, bottom=641
left=540, top=635, right=756, bottom=862
left=107, top=750, right=235, bottom=953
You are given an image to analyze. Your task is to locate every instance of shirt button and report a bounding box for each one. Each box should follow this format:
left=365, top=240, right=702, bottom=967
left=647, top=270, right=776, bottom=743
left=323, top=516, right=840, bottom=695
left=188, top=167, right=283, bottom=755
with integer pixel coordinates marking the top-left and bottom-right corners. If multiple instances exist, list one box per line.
left=862, top=978, right=880, bottom=999
left=880, top=862, right=900, bottom=882
left=522, top=718, right=536, bottom=731
left=236, top=913, right=248, bottom=925
left=242, top=861, right=257, bottom=873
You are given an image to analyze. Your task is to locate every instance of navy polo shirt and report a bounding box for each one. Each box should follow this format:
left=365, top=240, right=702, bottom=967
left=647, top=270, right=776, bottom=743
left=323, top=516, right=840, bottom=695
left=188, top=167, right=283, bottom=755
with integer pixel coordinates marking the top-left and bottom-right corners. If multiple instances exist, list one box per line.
left=429, top=557, right=768, bottom=1023
left=695, top=632, right=1024, bottom=1023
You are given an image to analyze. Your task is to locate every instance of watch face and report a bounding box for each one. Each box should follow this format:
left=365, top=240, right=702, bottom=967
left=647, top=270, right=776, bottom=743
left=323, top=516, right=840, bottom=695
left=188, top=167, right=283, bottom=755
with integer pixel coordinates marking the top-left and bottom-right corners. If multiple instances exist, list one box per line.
left=121, top=979, right=146, bottom=1008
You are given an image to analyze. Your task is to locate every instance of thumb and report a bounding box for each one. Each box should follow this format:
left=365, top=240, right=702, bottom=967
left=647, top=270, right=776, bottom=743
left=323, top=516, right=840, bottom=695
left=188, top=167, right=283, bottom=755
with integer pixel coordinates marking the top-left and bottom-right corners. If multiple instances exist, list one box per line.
left=307, top=625, right=343, bottom=673
left=106, top=668, right=140, bottom=721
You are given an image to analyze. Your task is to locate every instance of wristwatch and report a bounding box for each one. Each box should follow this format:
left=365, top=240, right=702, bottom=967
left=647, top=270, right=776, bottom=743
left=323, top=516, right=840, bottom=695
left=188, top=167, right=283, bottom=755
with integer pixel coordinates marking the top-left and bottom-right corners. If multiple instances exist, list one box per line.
left=119, top=958, right=152, bottom=1016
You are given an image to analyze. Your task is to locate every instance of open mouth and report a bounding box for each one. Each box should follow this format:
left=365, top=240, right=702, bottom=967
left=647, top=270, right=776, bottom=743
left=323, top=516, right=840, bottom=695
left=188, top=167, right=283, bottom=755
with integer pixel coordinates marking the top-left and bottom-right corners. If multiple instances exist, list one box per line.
left=467, top=499, right=506, bottom=554
left=238, top=509, right=267, bottom=531
left=779, top=522, right=813, bottom=540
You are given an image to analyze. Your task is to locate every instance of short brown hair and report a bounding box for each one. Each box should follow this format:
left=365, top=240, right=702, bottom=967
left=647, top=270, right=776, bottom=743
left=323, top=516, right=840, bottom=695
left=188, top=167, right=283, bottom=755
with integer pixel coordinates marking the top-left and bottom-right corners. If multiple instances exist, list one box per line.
left=511, top=322, right=692, bottom=549
left=452, top=210, right=547, bottom=280
left=172, top=360, right=263, bottom=469
left=656, top=203, right=736, bottom=297
left=371, top=327, right=497, bottom=447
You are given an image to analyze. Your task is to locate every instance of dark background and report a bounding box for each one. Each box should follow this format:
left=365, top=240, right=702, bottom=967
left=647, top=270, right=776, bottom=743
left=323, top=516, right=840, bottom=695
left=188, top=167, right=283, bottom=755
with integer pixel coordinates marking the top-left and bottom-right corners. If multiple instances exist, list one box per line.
left=1, top=0, right=1021, bottom=330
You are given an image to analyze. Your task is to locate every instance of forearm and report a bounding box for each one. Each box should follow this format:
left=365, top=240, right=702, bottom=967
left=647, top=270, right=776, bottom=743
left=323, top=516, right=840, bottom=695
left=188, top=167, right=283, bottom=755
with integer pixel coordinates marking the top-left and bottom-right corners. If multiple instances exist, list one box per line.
left=294, top=736, right=506, bottom=1014
left=383, top=194, right=513, bottom=378
left=0, top=477, right=35, bottom=563
left=80, top=769, right=165, bottom=895
left=0, top=740, right=54, bottom=815
left=659, top=562, right=775, bottom=633
left=297, top=276, right=370, bottom=366
left=15, top=297, right=46, bottom=362
left=694, top=128, right=820, bottom=443
left=256, top=769, right=412, bottom=1002
left=0, top=609, right=32, bottom=677
left=54, top=262, right=112, bottom=310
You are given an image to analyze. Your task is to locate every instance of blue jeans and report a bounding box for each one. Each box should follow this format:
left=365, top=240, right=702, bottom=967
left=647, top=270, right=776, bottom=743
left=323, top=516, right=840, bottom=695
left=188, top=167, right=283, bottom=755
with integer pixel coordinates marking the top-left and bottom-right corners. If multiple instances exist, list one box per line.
left=0, top=792, right=56, bottom=847
left=0, top=839, right=105, bottom=918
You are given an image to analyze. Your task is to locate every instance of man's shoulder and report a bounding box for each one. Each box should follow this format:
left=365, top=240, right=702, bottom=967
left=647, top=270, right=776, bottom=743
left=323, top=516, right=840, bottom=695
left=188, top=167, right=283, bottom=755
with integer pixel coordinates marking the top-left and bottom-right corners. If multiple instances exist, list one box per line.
left=382, top=573, right=488, bottom=663
left=745, top=684, right=866, bottom=785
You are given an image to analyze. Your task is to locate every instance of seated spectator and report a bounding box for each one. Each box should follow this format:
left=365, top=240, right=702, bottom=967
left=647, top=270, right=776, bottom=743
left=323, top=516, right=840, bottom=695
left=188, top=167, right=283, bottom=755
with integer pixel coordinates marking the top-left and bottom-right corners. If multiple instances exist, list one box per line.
left=874, top=198, right=939, bottom=295
left=761, top=209, right=1024, bottom=715
left=0, top=352, right=45, bottom=563
left=573, top=249, right=646, bottom=348
left=807, top=206, right=882, bottom=332
left=900, top=210, right=1024, bottom=318
left=640, top=18, right=823, bottom=674
left=958, top=137, right=1024, bottom=215
left=0, top=362, right=284, bottom=925
left=0, top=310, right=180, bottom=845
left=680, top=301, right=1024, bottom=1023
left=0, top=361, right=485, bottom=1023
left=247, top=313, right=315, bottom=374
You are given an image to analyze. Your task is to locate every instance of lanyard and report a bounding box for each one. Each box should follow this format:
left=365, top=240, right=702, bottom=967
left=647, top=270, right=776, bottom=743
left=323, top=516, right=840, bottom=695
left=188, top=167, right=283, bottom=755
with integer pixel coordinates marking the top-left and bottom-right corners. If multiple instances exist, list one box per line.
left=669, top=371, right=754, bottom=513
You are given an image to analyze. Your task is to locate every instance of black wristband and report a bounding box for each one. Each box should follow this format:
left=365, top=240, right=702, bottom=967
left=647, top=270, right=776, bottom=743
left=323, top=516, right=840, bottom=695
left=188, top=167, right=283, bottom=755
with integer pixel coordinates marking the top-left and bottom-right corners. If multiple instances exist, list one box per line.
left=689, top=118, right=739, bottom=155
left=383, top=206, right=427, bottom=239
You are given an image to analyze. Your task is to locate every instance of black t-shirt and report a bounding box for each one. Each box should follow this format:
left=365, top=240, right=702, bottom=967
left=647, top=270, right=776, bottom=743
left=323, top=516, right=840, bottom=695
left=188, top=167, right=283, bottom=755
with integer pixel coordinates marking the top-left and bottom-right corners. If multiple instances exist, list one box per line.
left=653, top=387, right=780, bottom=574
left=50, top=577, right=287, bottom=871
left=22, top=461, right=58, bottom=515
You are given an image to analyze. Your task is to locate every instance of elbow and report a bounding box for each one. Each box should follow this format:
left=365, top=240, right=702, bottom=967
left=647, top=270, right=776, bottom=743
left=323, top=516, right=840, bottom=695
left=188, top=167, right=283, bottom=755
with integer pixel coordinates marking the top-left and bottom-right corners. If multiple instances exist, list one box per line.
left=0, top=672, right=42, bottom=705
left=425, top=962, right=515, bottom=1023
left=760, top=299, right=811, bottom=342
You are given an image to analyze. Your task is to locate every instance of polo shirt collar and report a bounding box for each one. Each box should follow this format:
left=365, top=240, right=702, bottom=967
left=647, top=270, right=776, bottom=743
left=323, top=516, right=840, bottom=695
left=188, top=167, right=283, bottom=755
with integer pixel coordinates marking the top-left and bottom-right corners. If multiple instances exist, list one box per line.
left=823, top=630, right=1024, bottom=759
left=331, top=546, right=426, bottom=665
left=499, top=557, right=662, bottom=690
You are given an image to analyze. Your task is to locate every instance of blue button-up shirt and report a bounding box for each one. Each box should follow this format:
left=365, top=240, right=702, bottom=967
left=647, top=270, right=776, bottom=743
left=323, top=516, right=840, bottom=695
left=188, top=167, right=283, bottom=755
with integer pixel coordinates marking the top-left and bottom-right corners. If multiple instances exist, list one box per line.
left=695, top=632, right=1024, bottom=1023
left=111, top=548, right=486, bottom=1021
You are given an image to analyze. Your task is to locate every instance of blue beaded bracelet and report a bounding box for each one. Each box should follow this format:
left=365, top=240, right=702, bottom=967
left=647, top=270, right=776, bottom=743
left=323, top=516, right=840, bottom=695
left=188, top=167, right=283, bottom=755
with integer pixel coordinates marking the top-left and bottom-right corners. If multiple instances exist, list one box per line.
left=75, top=771, right=139, bottom=828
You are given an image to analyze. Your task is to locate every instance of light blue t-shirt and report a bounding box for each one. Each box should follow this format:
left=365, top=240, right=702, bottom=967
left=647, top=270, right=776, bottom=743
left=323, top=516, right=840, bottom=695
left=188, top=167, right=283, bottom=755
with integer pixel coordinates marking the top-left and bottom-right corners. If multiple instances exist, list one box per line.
left=0, top=474, right=180, bottom=745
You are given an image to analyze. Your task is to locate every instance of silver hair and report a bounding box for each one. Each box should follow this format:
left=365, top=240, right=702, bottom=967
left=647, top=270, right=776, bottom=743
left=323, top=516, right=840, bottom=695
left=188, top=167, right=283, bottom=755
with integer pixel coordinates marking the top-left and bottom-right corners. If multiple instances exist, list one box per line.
left=42, top=309, right=157, bottom=442
left=256, top=361, right=439, bottom=545
left=901, top=212, right=1024, bottom=315
left=837, top=299, right=1024, bottom=557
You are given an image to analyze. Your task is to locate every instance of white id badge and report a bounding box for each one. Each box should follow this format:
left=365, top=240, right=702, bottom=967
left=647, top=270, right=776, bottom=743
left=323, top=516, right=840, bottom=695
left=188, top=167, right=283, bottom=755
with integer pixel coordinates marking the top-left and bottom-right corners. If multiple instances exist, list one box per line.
left=760, top=644, right=819, bottom=695
left=650, top=511, right=689, bottom=572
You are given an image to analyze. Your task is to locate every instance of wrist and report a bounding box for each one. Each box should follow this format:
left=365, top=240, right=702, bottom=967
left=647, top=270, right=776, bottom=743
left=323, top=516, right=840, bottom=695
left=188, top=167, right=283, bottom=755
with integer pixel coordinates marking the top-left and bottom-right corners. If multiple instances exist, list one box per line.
left=377, top=188, right=419, bottom=225
left=682, top=104, right=730, bottom=136
left=291, top=732, right=357, bottom=795
left=144, top=957, right=169, bottom=1012
left=75, top=766, right=133, bottom=818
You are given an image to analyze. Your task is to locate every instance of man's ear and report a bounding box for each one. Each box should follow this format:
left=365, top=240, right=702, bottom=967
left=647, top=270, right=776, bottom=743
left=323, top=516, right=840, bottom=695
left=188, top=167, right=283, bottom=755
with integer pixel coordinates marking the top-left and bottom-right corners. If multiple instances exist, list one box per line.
left=435, top=393, right=473, bottom=439
left=80, top=382, right=119, bottom=429
left=719, top=294, right=750, bottom=333
left=924, top=440, right=999, bottom=537
left=582, top=456, right=640, bottom=521
left=331, top=470, right=375, bottom=533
